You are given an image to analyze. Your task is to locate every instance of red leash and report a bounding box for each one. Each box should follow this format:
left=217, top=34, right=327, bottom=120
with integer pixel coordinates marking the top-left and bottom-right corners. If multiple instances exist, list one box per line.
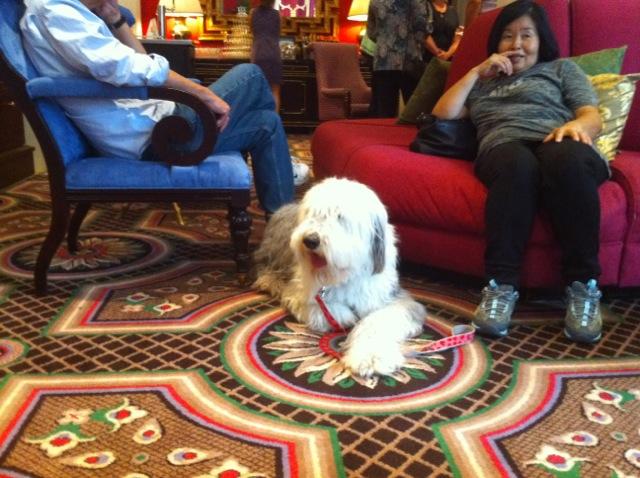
left=416, top=324, right=475, bottom=353
left=314, top=291, right=345, bottom=332
left=314, top=292, right=475, bottom=353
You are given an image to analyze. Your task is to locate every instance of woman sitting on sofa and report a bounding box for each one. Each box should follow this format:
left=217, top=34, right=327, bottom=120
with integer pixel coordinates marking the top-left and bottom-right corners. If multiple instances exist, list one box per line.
left=432, top=0, right=609, bottom=343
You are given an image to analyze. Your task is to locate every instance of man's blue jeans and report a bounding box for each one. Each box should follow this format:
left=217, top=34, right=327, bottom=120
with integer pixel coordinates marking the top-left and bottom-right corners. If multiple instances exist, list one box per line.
left=172, top=64, right=294, bottom=213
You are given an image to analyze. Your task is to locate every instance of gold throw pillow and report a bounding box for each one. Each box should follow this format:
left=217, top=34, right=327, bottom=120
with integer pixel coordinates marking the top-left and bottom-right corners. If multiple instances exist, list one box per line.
left=590, top=73, right=640, bottom=161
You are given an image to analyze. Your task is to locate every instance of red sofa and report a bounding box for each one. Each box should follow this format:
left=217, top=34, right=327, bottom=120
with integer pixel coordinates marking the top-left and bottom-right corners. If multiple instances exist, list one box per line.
left=311, top=0, right=640, bottom=288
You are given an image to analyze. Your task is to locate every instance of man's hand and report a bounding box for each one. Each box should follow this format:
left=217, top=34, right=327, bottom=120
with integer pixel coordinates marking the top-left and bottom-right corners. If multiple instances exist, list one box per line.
left=94, top=0, right=121, bottom=25
left=199, top=89, right=230, bottom=131
left=165, top=71, right=231, bottom=131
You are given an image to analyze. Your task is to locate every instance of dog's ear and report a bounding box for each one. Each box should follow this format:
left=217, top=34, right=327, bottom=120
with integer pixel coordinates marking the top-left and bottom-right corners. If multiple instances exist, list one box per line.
left=371, top=218, right=386, bottom=274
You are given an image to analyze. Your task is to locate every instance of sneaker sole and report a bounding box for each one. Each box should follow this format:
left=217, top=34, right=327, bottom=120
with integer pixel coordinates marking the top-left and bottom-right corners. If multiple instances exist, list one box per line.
left=563, top=328, right=602, bottom=344
left=472, top=322, right=508, bottom=338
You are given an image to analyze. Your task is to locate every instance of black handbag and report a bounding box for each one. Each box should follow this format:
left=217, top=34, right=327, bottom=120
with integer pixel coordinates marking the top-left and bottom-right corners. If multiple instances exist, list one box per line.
left=409, top=112, right=478, bottom=161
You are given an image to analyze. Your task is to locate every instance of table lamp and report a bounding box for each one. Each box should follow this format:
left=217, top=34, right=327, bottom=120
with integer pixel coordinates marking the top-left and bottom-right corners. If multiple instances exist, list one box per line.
left=347, top=0, right=369, bottom=21
left=164, top=0, right=204, bottom=40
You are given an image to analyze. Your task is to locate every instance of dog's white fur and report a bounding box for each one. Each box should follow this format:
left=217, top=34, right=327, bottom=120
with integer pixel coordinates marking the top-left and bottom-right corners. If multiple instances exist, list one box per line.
left=253, top=177, right=426, bottom=377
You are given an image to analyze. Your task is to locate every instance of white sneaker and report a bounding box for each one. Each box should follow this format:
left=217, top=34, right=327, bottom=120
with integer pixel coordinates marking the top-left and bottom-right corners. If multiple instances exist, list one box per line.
left=292, top=160, right=310, bottom=186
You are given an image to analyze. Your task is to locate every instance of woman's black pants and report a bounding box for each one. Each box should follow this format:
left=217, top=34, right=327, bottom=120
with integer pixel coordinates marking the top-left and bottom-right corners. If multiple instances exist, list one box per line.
left=474, top=139, right=609, bottom=288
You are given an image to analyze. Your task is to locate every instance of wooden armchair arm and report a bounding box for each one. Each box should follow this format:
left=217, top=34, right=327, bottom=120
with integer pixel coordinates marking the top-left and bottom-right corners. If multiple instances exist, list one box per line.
left=320, top=87, right=352, bottom=117
left=147, top=87, right=218, bottom=166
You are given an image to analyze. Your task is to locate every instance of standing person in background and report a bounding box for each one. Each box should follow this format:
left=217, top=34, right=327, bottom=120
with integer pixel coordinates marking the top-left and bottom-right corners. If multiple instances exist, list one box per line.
left=367, top=0, right=433, bottom=117
left=464, top=0, right=497, bottom=27
left=424, top=0, right=463, bottom=62
left=250, top=0, right=310, bottom=185
left=250, top=0, right=282, bottom=112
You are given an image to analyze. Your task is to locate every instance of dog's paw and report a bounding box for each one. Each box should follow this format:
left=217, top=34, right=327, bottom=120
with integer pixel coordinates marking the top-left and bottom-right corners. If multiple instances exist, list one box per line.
left=342, top=343, right=406, bottom=378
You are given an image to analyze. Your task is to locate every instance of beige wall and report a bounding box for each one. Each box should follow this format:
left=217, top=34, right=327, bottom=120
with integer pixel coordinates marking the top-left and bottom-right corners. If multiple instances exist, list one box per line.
left=120, top=0, right=141, bottom=22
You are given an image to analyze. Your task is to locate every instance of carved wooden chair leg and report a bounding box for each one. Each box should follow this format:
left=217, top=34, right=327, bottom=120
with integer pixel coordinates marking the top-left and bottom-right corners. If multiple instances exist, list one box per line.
left=67, top=201, right=92, bottom=254
left=228, top=205, right=252, bottom=272
left=35, top=199, right=71, bottom=295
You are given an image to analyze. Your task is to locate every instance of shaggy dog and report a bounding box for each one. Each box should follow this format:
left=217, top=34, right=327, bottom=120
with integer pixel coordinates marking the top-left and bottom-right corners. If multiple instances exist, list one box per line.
left=253, top=177, right=426, bottom=377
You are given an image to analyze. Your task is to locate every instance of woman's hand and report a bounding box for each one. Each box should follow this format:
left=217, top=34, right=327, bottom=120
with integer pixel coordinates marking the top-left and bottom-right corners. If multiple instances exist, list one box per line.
left=544, top=106, right=603, bottom=145
left=475, top=51, right=519, bottom=79
left=544, top=120, right=593, bottom=145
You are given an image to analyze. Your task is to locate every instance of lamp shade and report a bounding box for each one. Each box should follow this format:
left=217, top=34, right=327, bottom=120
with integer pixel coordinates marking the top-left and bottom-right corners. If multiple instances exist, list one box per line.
left=347, top=0, right=369, bottom=21
left=165, top=0, right=204, bottom=16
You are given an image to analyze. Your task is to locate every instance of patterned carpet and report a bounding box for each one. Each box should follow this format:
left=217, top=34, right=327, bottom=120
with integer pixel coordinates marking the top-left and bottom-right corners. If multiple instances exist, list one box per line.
left=1, top=135, right=639, bottom=478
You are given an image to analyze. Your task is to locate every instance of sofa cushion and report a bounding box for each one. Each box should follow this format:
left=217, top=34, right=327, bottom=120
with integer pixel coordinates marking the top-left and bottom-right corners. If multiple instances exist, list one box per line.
left=571, top=0, right=640, bottom=151
left=447, top=0, right=570, bottom=89
left=398, top=57, right=450, bottom=125
left=311, top=119, right=416, bottom=178
left=570, top=46, right=627, bottom=76
left=336, top=142, right=626, bottom=246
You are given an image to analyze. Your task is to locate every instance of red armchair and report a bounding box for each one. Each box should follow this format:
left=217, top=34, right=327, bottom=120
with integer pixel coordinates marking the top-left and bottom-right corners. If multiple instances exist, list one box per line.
left=311, top=42, right=371, bottom=121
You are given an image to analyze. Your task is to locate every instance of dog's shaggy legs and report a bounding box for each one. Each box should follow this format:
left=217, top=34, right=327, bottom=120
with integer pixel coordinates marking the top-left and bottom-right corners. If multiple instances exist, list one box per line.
left=253, top=178, right=430, bottom=378
left=342, top=297, right=425, bottom=377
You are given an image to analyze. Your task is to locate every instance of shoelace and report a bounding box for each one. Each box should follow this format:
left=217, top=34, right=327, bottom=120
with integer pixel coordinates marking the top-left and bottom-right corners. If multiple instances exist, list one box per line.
left=569, top=287, right=601, bottom=326
left=482, top=288, right=514, bottom=320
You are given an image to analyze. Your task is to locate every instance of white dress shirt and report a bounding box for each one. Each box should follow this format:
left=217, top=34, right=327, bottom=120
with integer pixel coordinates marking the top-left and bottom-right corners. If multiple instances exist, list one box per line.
left=21, top=0, right=176, bottom=159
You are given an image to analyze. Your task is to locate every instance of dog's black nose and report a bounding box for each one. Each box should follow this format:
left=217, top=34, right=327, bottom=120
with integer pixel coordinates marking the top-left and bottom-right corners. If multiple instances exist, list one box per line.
left=303, top=233, right=320, bottom=250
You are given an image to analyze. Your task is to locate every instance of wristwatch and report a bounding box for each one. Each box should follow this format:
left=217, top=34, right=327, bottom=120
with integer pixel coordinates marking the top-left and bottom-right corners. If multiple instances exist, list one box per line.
left=111, top=16, right=126, bottom=30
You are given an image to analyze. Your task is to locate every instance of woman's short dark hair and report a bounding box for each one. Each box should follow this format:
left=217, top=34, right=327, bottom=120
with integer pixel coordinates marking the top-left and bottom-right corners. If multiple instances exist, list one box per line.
left=487, top=0, right=559, bottom=62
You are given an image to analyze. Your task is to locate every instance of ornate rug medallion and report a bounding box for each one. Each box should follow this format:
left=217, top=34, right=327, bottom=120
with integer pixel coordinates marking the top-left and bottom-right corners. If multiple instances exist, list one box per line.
left=0, top=210, right=98, bottom=242
left=222, top=309, right=489, bottom=414
left=0, top=232, right=170, bottom=281
left=46, top=261, right=266, bottom=335
left=434, top=358, right=640, bottom=478
left=137, top=209, right=265, bottom=244
left=5, top=178, right=50, bottom=202
left=0, top=339, right=28, bottom=367
left=0, top=371, right=342, bottom=478
left=0, top=195, right=17, bottom=212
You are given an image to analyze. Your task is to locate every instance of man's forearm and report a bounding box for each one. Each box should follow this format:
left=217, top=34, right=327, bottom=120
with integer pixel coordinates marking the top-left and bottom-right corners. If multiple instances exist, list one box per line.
left=111, top=21, right=146, bottom=54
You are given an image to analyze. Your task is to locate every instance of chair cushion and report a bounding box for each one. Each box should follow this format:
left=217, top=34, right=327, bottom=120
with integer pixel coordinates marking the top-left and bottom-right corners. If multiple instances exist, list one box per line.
left=36, top=99, right=94, bottom=166
left=65, top=151, right=251, bottom=189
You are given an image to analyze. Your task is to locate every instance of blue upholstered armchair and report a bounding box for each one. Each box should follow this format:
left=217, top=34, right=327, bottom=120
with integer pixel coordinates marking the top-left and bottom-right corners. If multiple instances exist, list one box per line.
left=0, top=0, right=252, bottom=294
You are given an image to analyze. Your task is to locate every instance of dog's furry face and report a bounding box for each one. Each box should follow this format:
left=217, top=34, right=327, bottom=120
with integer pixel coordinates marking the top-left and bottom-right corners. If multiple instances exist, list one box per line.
left=290, top=178, right=391, bottom=286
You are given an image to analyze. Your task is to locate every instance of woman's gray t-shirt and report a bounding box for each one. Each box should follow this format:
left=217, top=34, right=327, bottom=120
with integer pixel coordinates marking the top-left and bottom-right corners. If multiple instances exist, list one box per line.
left=467, top=59, right=598, bottom=157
